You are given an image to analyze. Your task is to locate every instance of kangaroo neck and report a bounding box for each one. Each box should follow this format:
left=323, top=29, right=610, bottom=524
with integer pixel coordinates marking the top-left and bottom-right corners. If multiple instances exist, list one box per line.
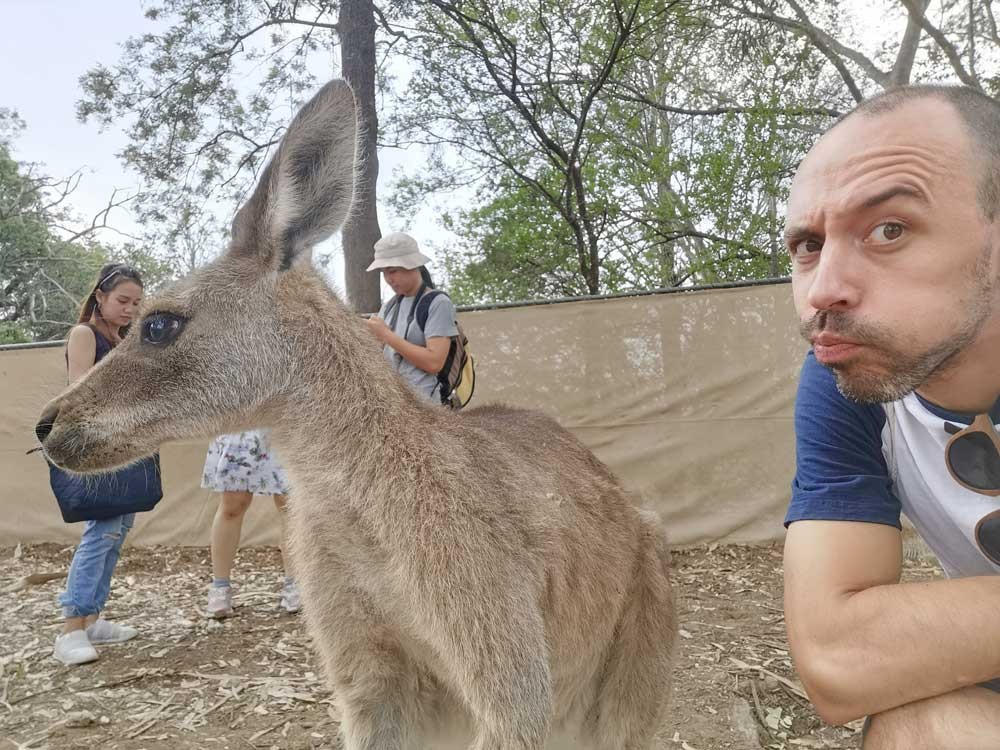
left=273, top=301, right=434, bottom=491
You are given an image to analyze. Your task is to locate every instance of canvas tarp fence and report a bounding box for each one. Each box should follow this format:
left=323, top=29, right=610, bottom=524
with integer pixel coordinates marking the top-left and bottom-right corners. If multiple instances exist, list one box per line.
left=0, top=280, right=807, bottom=548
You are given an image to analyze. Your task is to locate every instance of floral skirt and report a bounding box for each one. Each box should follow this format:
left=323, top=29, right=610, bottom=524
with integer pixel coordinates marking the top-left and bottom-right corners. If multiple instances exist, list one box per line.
left=201, top=429, right=291, bottom=495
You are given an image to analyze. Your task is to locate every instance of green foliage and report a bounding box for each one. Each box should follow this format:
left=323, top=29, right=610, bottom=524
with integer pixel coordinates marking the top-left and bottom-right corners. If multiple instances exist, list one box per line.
left=67, top=0, right=1000, bottom=306
left=0, top=321, right=29, bottom=345
left=76, top=1, right=342, bottom=268
left=389, top=0, right=828, bottom=302
left=0, top=128, right=171, bottom=341
left=442, top=177, right=591, bottom=304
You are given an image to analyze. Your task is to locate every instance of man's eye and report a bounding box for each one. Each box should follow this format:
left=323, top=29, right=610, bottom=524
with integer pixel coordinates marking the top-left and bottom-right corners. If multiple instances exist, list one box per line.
left=867, top=222, right=905, bottom=244
left=141, top=314, right=186, bottom=346
left=791, top=238, right=822, bottom=257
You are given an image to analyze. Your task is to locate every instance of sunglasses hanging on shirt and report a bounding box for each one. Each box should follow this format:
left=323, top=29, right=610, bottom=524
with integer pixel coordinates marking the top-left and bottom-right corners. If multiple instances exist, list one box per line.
left=944, top=414, right=1000, bottom=565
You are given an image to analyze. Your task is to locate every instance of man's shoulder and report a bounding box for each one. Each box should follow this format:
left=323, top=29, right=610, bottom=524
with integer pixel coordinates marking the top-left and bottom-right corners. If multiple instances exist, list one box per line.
left=787, top=351, right=899, bottom=529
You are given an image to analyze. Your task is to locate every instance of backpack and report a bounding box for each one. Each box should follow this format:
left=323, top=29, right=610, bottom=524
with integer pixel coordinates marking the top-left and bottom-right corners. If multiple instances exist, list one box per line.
left=385, top=286, right=476, bottom=409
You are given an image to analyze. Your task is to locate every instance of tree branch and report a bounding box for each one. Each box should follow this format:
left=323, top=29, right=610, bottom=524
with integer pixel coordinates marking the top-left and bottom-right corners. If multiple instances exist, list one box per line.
left=606, top=82, right=841, bottom=117
left=898, top=0, right=981, bottom=88
left=36, top=269, right=82, bottom=308
left=738, top=0, right=879, bottom=98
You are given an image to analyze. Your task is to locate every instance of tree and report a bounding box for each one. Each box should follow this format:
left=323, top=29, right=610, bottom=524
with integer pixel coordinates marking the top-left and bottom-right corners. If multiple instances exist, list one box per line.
left=388, top=0, right=834, bottom=301
left=78, top=0, right=385, bottom=311
left=76, top=0, right=1000, bottom=309
left=0, top=114, right=169, bottom=341
left=719, top=0, right=1000, bottom=99
left=389, top=0, right=678, bottom=296
left=340, top=0, right=383, bottom=311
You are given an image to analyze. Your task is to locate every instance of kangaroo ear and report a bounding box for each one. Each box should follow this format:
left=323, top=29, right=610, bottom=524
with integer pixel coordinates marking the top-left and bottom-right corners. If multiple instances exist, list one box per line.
left=229, top=80, right=358, bottom=271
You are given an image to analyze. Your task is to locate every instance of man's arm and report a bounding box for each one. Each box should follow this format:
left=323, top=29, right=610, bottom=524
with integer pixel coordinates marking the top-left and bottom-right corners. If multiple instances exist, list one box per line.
left=785, top=519, right=1000, bottom=724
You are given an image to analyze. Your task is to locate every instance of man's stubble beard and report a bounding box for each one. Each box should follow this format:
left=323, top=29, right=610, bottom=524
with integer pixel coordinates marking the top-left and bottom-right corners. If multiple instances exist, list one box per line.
left=799, top=246, right=995, bottom=403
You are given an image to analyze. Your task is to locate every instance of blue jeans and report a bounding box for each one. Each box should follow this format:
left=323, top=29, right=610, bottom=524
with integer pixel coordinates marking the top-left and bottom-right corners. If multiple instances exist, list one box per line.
left=58, top=514, right=135, bottom=618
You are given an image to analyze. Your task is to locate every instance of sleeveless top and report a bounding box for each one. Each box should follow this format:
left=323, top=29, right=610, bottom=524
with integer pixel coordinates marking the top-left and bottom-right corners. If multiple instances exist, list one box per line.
left=65, top=323, right=115, bottom=372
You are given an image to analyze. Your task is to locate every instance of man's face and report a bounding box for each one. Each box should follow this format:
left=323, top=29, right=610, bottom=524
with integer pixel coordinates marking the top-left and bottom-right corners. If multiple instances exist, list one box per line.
left=787, top=98, right=998, bottom=403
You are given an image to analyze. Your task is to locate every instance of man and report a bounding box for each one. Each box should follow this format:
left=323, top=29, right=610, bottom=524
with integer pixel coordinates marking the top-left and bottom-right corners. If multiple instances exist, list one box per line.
left=784, top=84, right=1000, bottom=748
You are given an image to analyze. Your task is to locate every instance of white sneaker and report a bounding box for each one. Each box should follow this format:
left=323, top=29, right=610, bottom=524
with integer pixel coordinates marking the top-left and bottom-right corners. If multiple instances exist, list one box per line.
left=206, top=584, right=234, bottom=618
left=54, top=630, right=98, bottom=666
left=280, top=580, right=302, bottom=614
left=86, top=618, right=139, bottom=644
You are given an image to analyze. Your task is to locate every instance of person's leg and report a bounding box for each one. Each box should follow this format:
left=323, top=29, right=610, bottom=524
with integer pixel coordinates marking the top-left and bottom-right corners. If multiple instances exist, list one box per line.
left=212, top=491, right=253, bottom=580
left=92, top=513, right=135, bottom=612
left=59, top=517, right=126, bottom=630
left=273, top=494, right=301, bottom=613
left=273, top=494, right=292, bottom=574
left=274, top=494, right=301, bottom=611
left=86, top=514, right=139, bottom=644
left=55, top=517, right=125, bottom=664
left=864, top=684, right=1000, bottom=749
left=207, top=491, right=252, bottom=617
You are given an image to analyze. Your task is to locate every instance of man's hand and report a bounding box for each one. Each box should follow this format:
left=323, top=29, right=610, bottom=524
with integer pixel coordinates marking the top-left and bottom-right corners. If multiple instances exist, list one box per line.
left=366, top=316, right=392, bottom=344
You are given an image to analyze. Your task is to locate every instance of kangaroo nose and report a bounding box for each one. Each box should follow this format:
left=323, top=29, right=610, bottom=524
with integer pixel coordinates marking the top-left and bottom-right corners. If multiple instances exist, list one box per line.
left=35, top=405, right=59, bottom=444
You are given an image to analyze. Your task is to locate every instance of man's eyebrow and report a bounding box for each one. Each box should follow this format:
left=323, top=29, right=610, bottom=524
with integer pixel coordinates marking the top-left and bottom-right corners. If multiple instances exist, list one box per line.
left=856, top=184, right=929, bottom=211
left=783, top=225, right=818, bottom=245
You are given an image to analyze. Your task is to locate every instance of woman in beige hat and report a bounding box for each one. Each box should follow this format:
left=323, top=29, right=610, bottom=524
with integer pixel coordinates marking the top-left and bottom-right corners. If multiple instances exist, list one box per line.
left=365, top=232, right=459, bottom=403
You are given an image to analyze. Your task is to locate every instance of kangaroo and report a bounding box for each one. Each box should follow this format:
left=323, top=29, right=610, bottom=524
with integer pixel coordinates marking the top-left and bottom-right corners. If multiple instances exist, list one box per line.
left=35, top=80, right=676, bottom=750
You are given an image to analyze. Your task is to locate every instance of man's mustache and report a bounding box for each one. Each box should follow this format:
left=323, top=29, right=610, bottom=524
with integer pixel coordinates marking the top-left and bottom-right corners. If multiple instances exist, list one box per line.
left=798, top=311, right=888, bottom=348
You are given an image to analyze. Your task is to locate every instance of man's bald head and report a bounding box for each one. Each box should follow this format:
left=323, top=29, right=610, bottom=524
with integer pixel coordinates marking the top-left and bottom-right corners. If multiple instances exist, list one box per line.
left=832, top=85, right=1000, bottom=220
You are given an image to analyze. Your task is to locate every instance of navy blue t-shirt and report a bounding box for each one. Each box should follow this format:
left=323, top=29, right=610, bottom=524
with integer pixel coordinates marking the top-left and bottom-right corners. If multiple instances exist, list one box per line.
left=785, top=351, right=901, bottom=529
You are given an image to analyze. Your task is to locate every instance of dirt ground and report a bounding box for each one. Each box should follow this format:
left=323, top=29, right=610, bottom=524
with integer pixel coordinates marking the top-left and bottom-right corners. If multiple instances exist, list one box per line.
left=0, top=541, right=942, bottom=750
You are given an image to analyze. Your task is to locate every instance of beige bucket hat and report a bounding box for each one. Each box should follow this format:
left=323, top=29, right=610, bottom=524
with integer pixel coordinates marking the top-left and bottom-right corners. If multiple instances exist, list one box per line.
left=366, top=232, right=431, bottom=271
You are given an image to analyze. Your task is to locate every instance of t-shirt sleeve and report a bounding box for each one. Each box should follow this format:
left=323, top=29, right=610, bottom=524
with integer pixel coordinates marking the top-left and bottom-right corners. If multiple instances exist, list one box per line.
left=785, top=351, right=901, bottom=528
left=423, top=295, right=459, bottom=339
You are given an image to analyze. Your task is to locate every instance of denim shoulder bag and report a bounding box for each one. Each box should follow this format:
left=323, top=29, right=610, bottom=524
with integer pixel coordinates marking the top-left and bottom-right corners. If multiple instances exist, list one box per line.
left=47, top=454, right=163, bottom=523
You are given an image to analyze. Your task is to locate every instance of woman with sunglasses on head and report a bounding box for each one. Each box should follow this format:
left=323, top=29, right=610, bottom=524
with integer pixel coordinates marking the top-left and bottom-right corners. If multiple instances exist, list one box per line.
left=53, top=262, right=145, bottom=666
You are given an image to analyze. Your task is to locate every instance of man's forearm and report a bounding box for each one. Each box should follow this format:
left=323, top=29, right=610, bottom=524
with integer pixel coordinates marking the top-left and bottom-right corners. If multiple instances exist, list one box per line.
left=793, top=576, right=1000, bottom=723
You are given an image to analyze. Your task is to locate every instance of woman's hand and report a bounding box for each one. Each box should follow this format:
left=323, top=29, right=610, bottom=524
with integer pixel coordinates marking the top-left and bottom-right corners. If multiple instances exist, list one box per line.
left=366, top=316, right=392, bottom=344
left=366, top=315, right=450, bottom=374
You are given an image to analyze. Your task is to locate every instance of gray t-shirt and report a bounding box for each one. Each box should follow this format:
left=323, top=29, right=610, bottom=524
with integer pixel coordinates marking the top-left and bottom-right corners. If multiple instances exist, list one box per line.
left=378, top=292, right=459, bottom=402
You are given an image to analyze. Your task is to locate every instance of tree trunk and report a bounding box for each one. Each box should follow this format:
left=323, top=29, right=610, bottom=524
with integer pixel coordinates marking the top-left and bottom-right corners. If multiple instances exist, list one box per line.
left=339, top=0, right=382, bottom=313
left=768, top=192, right=781, bottom=277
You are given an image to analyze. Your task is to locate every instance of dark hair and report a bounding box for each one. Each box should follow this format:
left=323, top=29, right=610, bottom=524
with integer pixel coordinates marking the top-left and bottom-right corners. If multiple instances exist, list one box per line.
left=842, top=85, right=1000, bottom=219
left=419, top=265, right=436, bottom=289
left=77, top=262, right=144, bottom=330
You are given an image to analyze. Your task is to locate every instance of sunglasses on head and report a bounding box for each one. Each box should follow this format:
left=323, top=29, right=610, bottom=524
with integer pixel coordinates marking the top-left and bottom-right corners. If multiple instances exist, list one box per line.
left=944, top=414, right=1000, bottom=566
left=97, top=265, right=139, bottom=290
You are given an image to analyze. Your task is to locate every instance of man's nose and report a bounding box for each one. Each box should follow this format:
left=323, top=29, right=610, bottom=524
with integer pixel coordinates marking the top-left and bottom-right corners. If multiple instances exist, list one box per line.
left=804, top=240, right=862, bottom=312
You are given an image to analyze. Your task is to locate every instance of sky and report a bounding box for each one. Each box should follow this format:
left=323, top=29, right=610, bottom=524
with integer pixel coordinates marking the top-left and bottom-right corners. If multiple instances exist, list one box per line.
left=0, top=0, right=445, bottom=297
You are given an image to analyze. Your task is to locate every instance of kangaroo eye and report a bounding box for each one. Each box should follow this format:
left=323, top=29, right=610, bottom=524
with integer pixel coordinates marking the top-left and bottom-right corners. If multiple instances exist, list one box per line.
left=142, top=314, right=186, bottom=346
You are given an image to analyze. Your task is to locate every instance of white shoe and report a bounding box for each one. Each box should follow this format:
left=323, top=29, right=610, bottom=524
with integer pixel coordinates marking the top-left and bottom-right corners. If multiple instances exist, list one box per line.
left=280, top=580, right=302, bottom=614
left=206, top=584, right=234, bottom=618
left=54, top=630, right=98, bottom=666
left=86, top=618, right=139, bottom=644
